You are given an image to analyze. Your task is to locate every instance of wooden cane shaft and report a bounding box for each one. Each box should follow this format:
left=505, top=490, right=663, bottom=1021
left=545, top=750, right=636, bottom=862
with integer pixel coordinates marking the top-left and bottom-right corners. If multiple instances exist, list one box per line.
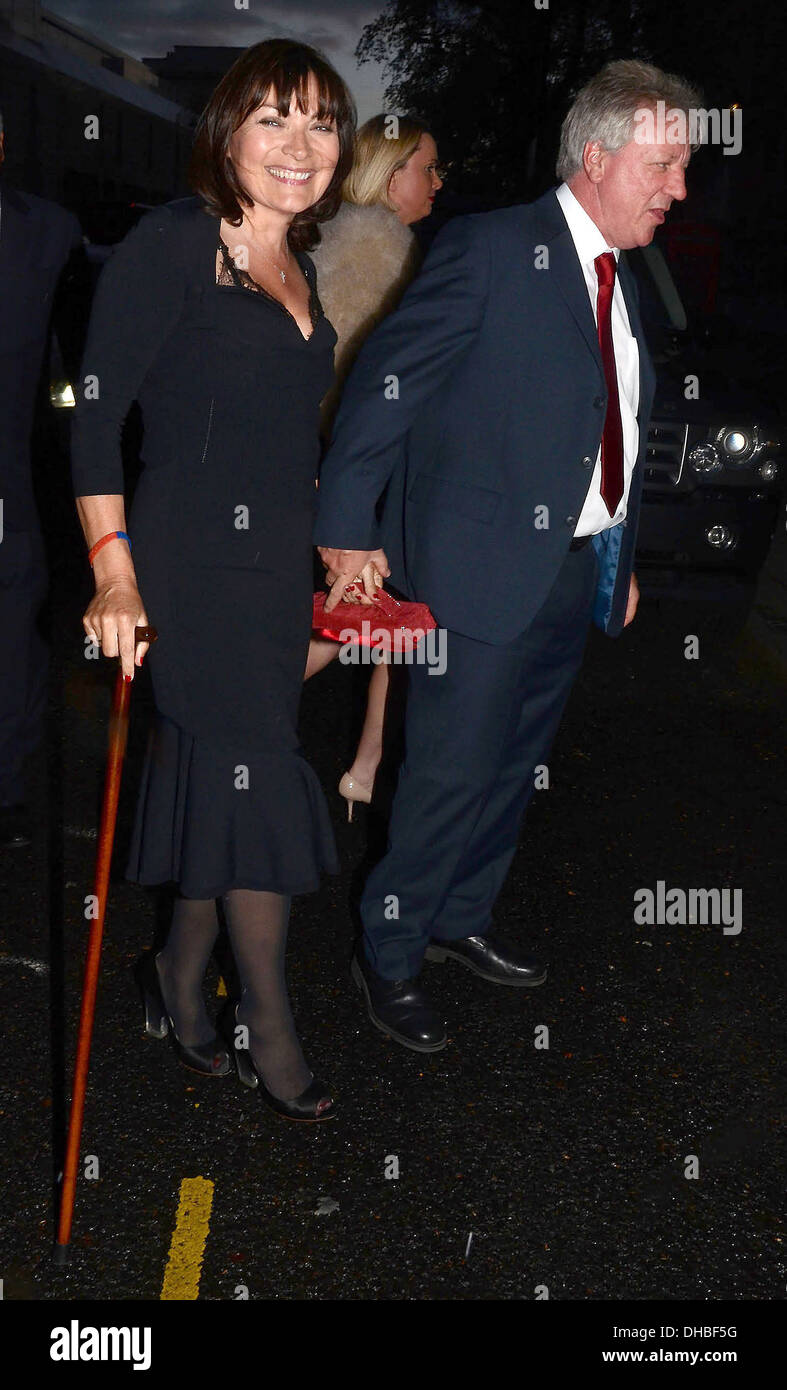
left=56, top=669, right=131, bottom=1248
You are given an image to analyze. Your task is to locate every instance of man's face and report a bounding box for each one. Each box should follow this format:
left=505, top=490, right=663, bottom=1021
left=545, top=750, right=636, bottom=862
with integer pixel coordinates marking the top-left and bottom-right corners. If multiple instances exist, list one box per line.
left=586, top=131, right=690, bottom=249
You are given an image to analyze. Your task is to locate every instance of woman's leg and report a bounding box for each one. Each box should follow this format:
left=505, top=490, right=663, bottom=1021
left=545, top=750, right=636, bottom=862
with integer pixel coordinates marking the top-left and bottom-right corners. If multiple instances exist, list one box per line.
left=156, top=894, right=221, bottom=1046
left=347, top=659, right=390, bottom=788
left=222, top=888, right=313, bottom=1102
left=304, top=636, right=340, bottom=680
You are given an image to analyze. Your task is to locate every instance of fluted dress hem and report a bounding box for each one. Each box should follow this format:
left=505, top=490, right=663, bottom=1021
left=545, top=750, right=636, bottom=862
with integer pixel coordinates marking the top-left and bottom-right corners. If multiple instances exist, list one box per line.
left=126, top=713, right=339, bottom=901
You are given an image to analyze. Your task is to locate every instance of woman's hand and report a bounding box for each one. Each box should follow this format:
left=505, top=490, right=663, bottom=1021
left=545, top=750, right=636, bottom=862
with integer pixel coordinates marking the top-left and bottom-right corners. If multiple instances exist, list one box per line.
left=336, top=559, right=386, bottom=608
left=318, top=547, right=390, bottom=612
left=83, top=579, right=150, bottom=681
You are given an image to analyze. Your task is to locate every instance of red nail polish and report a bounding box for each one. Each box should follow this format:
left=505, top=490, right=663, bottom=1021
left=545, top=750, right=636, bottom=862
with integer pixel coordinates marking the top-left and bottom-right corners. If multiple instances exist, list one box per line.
left=123, top=674, right=132, bottom=683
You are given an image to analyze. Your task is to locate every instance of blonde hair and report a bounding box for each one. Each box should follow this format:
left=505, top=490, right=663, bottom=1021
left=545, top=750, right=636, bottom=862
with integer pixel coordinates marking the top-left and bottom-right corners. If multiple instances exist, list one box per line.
left=343, top=114, right=429, bottom=209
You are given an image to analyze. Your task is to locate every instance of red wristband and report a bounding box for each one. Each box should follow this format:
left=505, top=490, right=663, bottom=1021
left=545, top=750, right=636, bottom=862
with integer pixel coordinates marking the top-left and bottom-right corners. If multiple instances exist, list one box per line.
left=88, top=531, right=132, bottom=566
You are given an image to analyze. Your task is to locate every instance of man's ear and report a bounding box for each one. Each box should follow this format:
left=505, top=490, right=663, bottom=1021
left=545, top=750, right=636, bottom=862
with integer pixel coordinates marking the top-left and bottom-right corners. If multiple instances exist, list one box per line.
left=582, top=140, right=606, bottom=184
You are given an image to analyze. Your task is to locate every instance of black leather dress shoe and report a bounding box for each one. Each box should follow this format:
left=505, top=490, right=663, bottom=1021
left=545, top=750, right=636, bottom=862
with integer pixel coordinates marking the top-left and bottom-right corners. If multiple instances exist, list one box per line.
left=351, top=947, right=447, bottom=1053
left=0, top=804, right=32, bottom=849
left=425, top=932, right=547, bottom=986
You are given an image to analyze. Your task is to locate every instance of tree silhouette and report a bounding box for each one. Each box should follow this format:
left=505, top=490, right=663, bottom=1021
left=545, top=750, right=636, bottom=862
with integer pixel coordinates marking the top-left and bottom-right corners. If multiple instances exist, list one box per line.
left=357, top=0, right=787, bottom=212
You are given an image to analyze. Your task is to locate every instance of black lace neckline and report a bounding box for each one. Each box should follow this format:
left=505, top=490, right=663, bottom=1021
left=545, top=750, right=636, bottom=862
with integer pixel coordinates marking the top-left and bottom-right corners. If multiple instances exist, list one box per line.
left=217, top=237, right=319, bottom=339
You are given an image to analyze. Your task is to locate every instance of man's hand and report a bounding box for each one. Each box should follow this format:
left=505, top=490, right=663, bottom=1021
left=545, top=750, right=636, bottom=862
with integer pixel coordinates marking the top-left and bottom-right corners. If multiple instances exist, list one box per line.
left=623, top=571, right=640, bottom=628
left=318, top=547, right=391, bottom=613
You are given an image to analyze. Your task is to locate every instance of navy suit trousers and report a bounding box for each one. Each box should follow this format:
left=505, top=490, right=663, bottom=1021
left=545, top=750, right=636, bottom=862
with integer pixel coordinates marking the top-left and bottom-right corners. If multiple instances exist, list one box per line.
left=360, top=541, right=599, bottom=978
left=0, top=526, right=48, bottom=804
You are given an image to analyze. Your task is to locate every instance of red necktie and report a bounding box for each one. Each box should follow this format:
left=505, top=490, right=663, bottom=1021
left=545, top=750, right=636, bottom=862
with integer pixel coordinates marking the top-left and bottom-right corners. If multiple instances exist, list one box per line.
left=594, top=251, right=624, bottom=515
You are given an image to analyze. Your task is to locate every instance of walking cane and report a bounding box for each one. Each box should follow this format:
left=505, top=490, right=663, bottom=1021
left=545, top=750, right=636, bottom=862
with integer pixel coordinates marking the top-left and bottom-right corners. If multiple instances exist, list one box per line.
left=54, top=623, right=157, bottom=1264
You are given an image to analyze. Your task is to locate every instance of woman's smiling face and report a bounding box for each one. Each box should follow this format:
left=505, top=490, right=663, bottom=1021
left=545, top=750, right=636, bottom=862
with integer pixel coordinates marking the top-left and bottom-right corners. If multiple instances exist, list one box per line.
left=228, top=78, right=341, bottom=215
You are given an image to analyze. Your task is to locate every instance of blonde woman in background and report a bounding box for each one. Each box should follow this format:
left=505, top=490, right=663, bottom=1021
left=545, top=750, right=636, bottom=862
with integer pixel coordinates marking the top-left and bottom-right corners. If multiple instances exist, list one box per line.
left=306, top=114, right=443, bottom=820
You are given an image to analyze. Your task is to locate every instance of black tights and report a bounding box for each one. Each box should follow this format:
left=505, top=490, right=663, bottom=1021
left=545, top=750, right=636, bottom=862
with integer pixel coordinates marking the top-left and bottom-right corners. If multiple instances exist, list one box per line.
left=156, top=889, right=311, bottom=1102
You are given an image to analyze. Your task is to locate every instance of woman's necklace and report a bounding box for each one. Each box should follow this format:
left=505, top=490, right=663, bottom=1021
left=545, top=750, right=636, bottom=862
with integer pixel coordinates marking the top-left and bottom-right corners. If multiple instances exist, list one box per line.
left=241, top=222, right=291, bottom=283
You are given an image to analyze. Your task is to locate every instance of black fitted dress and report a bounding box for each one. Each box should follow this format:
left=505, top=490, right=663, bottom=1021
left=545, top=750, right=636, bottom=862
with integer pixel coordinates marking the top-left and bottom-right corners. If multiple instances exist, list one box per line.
left=71, top=197, right=339, bottom=898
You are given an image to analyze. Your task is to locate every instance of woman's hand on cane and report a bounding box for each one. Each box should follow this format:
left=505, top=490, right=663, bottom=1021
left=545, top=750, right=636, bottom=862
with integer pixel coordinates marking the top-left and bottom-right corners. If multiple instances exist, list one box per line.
left=76, top=496, right=151, bottom=681
left=83, top=579, right=150, bottom=682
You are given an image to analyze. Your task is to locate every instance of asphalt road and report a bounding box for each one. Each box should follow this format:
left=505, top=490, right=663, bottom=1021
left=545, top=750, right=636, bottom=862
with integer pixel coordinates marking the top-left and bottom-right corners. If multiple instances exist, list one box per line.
left=0, top=560, right=784, bottom=1302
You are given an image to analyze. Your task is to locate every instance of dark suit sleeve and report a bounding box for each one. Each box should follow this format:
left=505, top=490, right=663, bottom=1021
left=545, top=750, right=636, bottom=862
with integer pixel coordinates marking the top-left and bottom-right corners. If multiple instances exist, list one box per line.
left=67, top=211, right=83, bottom=253
left=71, top=206, right=186, bottom=497
left=313, top=214, right=491, bottom=551
left=50, top=215, right=89, bottom=382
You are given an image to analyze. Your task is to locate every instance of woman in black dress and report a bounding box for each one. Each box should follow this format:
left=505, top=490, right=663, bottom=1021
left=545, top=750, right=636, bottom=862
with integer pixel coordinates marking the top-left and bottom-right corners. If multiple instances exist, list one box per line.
left=71, top=41, right=360, bottom=1123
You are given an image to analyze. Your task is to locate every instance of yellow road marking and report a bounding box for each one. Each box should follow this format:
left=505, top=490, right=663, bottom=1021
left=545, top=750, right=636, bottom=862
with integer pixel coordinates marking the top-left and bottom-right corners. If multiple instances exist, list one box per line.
left=160, top=1177, right=214, bottom=1301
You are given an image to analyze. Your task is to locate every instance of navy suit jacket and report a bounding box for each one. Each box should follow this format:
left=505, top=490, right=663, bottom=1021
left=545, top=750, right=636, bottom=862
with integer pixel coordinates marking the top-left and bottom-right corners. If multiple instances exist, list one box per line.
left=0, top=182, right=82, bottom=530
left=314, top=188, right=657, bottom=640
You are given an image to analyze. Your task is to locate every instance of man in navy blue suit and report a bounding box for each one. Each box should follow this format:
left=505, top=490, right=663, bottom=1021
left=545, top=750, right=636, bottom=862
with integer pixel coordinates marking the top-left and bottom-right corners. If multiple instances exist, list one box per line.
left=314, top=60, right=700, bottom=1051
left=0, top=109, right=82, bottom=847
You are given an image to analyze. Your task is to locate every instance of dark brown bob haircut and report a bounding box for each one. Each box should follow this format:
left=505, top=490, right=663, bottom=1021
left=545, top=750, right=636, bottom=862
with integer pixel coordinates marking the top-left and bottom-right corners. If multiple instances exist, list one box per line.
left=189, top=39, right=356, bottom=252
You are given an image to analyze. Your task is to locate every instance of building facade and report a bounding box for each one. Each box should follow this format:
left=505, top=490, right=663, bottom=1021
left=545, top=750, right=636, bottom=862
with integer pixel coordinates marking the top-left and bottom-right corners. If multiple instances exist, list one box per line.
left=0, top=0, right=195, bottom=218
left=143, top=45, right=247, bottom=118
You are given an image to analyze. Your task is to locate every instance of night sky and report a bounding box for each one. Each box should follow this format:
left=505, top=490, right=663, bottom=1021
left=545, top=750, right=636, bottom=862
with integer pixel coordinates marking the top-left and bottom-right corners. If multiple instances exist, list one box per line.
left=45, top=0, right=388, bottom=120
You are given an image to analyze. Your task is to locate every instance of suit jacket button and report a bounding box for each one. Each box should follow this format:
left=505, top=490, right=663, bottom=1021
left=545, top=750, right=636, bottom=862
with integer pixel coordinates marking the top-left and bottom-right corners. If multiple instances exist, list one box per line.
left=581, top=455, right=593, bottom=468
left=565, top=515, right=577, bottom=527
left=594, top=395, right=605, bottom=408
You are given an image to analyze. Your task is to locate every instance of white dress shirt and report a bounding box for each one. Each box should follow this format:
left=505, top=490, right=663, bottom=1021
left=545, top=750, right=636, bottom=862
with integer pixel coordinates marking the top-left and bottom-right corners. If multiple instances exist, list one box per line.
left=555, top=182, right=640, bottom=537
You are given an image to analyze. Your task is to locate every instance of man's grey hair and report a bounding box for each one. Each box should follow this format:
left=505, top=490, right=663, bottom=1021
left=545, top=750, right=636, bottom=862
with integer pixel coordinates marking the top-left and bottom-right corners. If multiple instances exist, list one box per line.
left=556, top=59, right=703, bottom=181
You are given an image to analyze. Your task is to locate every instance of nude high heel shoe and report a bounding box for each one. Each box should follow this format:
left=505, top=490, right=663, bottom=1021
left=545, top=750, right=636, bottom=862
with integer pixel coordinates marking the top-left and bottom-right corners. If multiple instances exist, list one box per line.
left=338, top=771, right=373, bottom=822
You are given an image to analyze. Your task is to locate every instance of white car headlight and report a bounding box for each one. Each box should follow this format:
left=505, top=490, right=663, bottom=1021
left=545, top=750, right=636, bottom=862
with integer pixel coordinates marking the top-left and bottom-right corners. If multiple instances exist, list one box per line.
left=715, top=425, right=761, bottom=464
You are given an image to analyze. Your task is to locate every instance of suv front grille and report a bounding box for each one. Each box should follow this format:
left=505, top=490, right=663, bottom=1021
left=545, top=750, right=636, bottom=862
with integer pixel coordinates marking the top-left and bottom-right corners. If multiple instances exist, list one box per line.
left=645, top=420, right=689, bottom=488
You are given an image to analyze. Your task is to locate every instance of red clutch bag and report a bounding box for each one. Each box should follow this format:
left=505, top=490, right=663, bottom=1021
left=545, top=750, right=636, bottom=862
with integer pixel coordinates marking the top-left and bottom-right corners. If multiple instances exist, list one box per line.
left=312, top=587, right=437, bottom=654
